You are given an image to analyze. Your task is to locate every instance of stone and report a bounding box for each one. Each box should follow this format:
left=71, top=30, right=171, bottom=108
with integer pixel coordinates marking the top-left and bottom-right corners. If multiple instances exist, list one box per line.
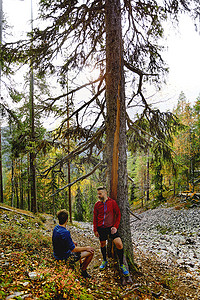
left=6, top=292, right=24, bottom=300
left=28, top=271, right=38, bottom=280
left=130, top=207, right=200, bottom=278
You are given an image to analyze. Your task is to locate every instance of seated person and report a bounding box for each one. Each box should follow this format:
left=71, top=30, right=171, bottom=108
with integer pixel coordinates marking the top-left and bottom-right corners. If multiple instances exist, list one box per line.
left=52, top=209, right=94, bottom=278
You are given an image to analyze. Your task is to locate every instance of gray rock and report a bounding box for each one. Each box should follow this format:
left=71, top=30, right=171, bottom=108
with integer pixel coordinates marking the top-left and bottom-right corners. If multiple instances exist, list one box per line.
left=131, top=207, right=200, bottom=278
left=6, top=292, right=24, bottom=300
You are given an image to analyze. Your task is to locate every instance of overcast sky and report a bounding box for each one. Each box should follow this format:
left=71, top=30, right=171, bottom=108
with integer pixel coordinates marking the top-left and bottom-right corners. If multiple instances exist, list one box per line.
left=3, top=0, right=200, bottom=113
left=153, top=14, right=200, bottom=111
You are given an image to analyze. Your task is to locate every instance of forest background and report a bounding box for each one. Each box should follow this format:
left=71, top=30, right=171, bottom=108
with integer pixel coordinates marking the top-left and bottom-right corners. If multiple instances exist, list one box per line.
left=1, top=90, right=200, bottom=219
left=0, top=1, right=200, bottom=226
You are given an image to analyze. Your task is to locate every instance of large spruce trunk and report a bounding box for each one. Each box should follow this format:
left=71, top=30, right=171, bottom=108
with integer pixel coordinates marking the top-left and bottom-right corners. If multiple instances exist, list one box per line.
left=105, top=0, right=134, bottom=265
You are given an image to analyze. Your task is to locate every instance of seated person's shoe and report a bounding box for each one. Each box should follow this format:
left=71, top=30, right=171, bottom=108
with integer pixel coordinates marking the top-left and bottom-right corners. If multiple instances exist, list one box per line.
left=99, top=260, right=108, bottom=270
left=81, top=269, right=91, bottom=279
left=119, top=264, right=129, bottom=276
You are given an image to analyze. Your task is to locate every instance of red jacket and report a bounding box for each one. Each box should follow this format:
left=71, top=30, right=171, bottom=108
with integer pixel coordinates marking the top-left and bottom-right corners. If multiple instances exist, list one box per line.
left=93, top=197, right=121, bottom=232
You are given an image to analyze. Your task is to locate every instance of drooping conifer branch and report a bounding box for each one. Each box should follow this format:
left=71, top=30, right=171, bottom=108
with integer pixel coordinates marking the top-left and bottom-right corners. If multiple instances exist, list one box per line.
left=40, top=76, right=105, bottom=111
left=126, top=113, right=176, bottom=154
left=41, top=125, right=105, bottom=177
left=54, top=86, right=106, bottom=139
left=50, top=160, right=105, bottom=197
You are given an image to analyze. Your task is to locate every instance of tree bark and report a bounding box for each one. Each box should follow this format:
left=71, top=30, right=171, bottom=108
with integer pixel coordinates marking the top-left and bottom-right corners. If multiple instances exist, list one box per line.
left=30, top=151, right=37, bottom=213
left=29, top=67, right=37, bottom=214
left=0, top=126, right=3, bottom=203
left=11, top=159, right=15, bottom=207
left=146, top=147, right=150, bottom=204
left=105, top=0, right=134, bottom=266
left=67, top=79, right=72, bottom=223
left=27, top=154, right=31, bottom=211
left=19, top=158, right=24, bottom=210
left=15, top=176, right=19, bottom=209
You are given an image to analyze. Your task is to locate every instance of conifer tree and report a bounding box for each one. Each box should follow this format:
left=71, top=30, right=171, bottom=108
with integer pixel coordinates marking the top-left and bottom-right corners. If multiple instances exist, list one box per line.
left=1, top=0, right=199, bottom=270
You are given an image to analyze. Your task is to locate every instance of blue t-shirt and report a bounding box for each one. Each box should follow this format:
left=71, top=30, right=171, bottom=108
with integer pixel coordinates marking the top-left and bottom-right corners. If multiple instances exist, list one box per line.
left=52, top=225, right=75, bottom=260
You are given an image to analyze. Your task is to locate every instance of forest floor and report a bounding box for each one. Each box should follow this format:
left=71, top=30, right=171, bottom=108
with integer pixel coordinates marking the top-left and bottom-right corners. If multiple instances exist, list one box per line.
left=0, top=205, right=199, bottom=300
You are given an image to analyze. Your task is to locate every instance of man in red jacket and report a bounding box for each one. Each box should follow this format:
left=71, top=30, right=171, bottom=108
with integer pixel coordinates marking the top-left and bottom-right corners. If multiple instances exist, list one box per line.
left=93, top=186, right=129, bottom=276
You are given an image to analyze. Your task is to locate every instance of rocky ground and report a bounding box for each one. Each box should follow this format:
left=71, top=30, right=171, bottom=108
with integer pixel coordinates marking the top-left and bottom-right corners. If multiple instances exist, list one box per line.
left=130, top=207, right=200, bottom=281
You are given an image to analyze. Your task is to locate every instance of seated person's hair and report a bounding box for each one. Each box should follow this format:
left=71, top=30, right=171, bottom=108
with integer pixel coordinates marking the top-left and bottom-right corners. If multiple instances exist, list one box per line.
left=97, top=186, right=107, bottom=191
left=57, top=209, right=68, bottom=225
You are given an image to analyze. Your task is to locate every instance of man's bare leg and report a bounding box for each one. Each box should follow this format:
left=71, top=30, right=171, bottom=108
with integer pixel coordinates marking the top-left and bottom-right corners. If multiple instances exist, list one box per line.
left=80, top=251, right=94, bottom=271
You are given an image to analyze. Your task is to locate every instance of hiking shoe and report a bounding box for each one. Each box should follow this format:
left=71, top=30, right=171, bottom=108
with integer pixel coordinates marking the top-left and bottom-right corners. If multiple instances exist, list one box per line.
left=99, top=260, right=108, bottom=270
left=81, top=269, right=92, bottom=279
left=120, top=264, right=129, bottom=276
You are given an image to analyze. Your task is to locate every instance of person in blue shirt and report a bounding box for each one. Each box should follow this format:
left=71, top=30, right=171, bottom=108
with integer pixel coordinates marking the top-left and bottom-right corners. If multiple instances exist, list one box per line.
left=52, top=209, right=94, bottom=278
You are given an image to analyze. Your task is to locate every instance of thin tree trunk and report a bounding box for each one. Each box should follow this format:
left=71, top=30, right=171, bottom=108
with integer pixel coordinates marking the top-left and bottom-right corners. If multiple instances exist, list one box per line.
left=67, top=78, right=72, bottom=223
left=11, top=159, right=15, bottom=207
left=30, top=152, right=37, bottom=213
left=0, top=126, right=3, bottom=203
left=29, top=67, right=37, bottom=213
left=27, top=154, right=31, bottom=211
left=105, top=0, right=134, bottom=268
left=9, top=121, right=15, bottom=207
left=0, top=0, right=3, bottom=204
left=52, top=170, right=55, bottom=217
left=173, top=181, right=176, bottom=197
left=19, top=158, right=24, bottom=209
left=146, top=147, right=150, bottom=204
left=15, top=176, right=20, bottom=209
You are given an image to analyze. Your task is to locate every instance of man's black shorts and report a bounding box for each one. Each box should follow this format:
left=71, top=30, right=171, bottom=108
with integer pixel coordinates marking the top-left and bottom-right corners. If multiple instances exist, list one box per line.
left=97, top=227, right=120, bottom=241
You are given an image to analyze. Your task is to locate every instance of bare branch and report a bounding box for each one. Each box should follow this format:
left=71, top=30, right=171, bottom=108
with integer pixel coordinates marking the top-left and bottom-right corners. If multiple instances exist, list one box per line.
left=128, top=175, right=134, bottom=183
left=55, top=85, right=106, bottom=138
left=50, top=160, right=105, bottom=197
left=42, top=126, right=105, bottom=176
left=43, top=76, right=105, bottom=109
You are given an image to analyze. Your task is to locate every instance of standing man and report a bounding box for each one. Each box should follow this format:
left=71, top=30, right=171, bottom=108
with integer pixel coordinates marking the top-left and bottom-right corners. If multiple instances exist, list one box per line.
left=52, top=209, right=94, bottom=278
left=93, top=186, right=129, bottom=276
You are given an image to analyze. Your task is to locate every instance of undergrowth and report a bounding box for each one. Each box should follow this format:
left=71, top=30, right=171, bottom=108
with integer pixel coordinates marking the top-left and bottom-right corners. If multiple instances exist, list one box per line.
left=0, top=210, right=124, bottom=299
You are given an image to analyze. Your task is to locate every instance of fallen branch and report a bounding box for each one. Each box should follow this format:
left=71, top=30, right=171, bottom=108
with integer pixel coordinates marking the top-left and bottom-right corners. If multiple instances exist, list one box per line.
left=129, top=208, right=142, bottom=220
left=0, top=206, right=35, bottom=219
left=121, top=285, right=140, bottom=298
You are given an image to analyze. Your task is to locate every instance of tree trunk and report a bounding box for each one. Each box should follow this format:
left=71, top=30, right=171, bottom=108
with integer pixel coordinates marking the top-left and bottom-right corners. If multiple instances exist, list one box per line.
left=30, top=67, right=37, bottom=213
left=0, top=125, right=3, bottom=203
left=52, top=170, right=55, bottom=217
left=27, top=154, right=31, bottom=211
left=15, top=176, right=20, bottom=209
left=67, top=80, right=72, bottom=223
left=0, top=0, right=3, bottom=204
left=11, top=159, right=15, bottom=207
left=105, top=0, right=134, bottom=266
left=30, top=152, right=37, bottom=213
left=146, top=147, right=150, bottom=204
left=173, top=181, right=176, bottom=197
left=19, top=158, right=24, bottom=210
